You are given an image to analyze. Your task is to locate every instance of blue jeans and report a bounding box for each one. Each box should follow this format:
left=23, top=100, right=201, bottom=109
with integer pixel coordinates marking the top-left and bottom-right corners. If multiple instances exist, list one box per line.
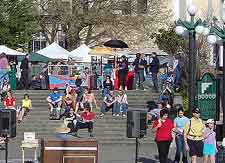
left=120, top=103, right=128, bottom=114
left=102, top=88, right=109, bottom=97
left=101, top=102, right=117, bottom=114
left=174, top=69, right=182, bottom=88
left=174, top=135, right=188, bottom=163
left=135, top=70, right=144, bottom=90
left=151, top=72, right=158, bottom=90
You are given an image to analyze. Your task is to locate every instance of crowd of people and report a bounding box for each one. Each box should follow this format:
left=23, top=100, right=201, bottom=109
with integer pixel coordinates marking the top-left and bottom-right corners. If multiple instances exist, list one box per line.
left=152, top=106, right=217, bottom=163
left=45, top=76, right=129, bottom=136
left=0, top=89, right=32, bottom=123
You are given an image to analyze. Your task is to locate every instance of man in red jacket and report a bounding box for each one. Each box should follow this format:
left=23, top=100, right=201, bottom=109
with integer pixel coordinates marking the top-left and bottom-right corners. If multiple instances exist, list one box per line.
left=73, top=103, right=95, bottom=137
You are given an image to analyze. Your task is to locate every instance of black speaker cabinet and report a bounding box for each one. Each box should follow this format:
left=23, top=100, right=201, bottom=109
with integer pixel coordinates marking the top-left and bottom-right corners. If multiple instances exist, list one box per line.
left=127, top=110, right=147, bottom=138
left=0, top=109, right=16, bottom=138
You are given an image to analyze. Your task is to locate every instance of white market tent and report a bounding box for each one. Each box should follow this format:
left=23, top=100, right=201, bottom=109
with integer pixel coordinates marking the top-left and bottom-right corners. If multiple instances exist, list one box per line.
left=36, top=42, right=69, bottom=60
left=69, top=44, right=92, bottom=62
left=0, top=45, right=25, bottom=56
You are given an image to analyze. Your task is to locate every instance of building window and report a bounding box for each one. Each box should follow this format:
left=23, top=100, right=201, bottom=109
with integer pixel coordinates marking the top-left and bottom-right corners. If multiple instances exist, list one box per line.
left=137, top=0, right=147, bottom=14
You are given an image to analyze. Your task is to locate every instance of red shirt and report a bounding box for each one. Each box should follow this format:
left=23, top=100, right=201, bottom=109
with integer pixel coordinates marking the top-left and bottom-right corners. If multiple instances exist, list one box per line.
left=81, top=111, right=95, bottom=121
left=152, top=119, right=174, bottom=142
left=4, top=96, right=16, bottom=108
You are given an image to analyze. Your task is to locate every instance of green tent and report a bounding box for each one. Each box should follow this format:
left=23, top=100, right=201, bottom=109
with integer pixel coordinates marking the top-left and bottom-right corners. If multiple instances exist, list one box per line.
left=18, top=52, right=51, bottom=63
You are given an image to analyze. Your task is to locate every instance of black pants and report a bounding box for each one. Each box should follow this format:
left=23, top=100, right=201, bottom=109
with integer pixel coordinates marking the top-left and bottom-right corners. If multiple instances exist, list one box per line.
left=21, top=69, right=29, bottom=89
left=156, top=141, right=171, bottom=163
left=119, top=70, right=128, bottom=87
left=74, top=121, right=93, bottom=133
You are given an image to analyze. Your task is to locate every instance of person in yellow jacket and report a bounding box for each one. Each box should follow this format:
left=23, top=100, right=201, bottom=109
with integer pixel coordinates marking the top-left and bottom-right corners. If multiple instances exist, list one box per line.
left=18, top=94, right=32, bottom=123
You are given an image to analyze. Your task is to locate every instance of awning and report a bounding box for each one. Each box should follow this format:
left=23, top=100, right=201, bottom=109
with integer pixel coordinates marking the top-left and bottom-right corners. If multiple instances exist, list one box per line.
left=0, top=45, right=26, bottom=56
left=36, top=42, right=69, bottom=60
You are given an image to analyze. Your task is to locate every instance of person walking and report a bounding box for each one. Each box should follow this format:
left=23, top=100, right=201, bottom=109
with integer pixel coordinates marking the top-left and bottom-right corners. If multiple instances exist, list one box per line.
left=203, top=119, right=217, bottom=163
left=173, top=54, right=183, bottom=91
left=133, top=53, right=147, bottom=90
left=152, top=109, right=174, bottom=163
left=173, top=106, right=189, bottom=163
left=149, top=52, right=160, bottom=91
left=20, top=54, right=29, bottom=89
left=184, top=108, right=205, bottom=163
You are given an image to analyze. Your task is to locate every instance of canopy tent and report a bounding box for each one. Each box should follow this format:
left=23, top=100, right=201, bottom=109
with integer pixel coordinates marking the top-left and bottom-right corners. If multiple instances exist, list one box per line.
left=89, top=47, right=113, bottom=57
left=69, top=44, right=91, bottom=62
left=131, top=48, right=169, bottom=56
left=18, top=52, right=51, bottom=63
left=36, top=42, right=69, bottom=60
left=0, top=45, right=25, bottom=56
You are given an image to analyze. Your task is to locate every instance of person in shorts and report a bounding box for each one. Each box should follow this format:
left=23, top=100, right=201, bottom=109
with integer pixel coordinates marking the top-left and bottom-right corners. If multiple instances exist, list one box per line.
left=184, top=108, right=205, bottom=163
left=46, top=88, right=62, bottom=114
left=203, top=119, right=217, bottom=163
left=18, top=94, right=32, bottom=123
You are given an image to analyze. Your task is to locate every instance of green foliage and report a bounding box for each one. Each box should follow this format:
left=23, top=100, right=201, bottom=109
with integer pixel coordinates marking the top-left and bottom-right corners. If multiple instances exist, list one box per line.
left=151, top=26, right=186, bottom=55
left=0, top=0, right=38, bottom=49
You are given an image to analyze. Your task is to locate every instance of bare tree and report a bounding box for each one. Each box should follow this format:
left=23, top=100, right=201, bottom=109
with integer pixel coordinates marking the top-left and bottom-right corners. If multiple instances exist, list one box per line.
left=35, top=0, right=171, bottom=50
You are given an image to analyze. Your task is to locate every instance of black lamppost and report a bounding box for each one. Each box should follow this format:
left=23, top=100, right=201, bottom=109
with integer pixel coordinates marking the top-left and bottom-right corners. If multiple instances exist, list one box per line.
left=175, top=4, right=208, bottom=115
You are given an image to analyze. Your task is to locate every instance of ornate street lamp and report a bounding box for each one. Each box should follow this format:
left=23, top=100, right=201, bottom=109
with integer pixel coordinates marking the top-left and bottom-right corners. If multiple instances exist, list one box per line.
left=175, top=4, right=208, bottom=115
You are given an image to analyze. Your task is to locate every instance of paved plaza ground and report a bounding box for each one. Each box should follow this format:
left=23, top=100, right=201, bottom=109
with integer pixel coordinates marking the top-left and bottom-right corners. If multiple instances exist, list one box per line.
left=0, top=140, right=204, bottom=163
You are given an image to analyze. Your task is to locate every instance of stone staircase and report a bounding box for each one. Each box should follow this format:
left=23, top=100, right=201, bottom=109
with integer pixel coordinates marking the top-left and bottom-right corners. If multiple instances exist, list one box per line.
left=1, top=90, right=160, bottom=159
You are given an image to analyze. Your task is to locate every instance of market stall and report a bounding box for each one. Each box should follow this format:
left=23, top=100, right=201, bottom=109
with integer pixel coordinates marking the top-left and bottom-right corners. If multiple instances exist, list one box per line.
left=48, top=64, right=84, bottom=89
left=36, top=42, right=69, bottom=60
left=0, top=45, right=26, bottom=90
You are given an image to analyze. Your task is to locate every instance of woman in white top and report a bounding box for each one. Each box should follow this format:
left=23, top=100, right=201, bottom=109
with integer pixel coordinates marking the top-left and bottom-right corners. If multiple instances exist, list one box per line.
left=114, top=89, right=128, bottom=117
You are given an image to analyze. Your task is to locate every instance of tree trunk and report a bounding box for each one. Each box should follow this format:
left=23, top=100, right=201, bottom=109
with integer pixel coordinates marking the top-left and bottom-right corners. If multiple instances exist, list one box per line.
left=65, top=30, right=81, bottom=51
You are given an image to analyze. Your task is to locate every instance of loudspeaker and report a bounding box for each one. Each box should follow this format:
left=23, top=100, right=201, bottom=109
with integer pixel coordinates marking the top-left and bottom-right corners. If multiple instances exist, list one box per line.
left=0, top=109, right=16, bottom=138
left=127, top=110, right=147, bottom=138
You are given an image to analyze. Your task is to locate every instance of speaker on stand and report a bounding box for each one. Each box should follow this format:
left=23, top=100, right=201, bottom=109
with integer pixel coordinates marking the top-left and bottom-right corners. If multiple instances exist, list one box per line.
left=0, top=109, right=17, bottom=163
left=127, top=110, right=147, bottom=163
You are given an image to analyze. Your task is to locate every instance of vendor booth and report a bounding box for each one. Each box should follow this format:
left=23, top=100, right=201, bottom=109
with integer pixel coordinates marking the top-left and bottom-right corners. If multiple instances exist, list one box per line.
left=0, top=45, right=26, bottom=90
left=48, top=64, right=84, bottom=89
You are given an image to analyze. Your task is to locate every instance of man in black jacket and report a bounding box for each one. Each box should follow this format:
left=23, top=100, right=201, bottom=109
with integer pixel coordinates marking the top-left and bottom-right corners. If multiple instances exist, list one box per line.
left=20, top=54, right=29, bottom=89
left=133, top=53, right=147, bottom=90
left=150, top=52, right=160, bottom=91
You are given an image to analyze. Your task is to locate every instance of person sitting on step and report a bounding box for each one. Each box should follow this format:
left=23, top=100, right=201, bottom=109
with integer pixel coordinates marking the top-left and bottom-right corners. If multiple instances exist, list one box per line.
left=82, top=87, right=98, bottom=112
left=64, top=108, right=77, bottom=133
left=72, top=103, right=95, bottom=137
left=46, top=87, right=62, bottom=116
left=100, top=90, right=117, bottom=118
left=60, top=94, right=75, bottom=119
left=114, top=89, right=128, bottom=117
left=18, top=94, right=32, bottom=123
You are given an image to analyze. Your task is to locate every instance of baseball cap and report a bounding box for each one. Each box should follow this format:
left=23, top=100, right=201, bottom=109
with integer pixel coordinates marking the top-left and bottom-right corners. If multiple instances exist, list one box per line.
left=192, top=107, right=200, bottom=114
left=206, top=119, right=214, bottom=124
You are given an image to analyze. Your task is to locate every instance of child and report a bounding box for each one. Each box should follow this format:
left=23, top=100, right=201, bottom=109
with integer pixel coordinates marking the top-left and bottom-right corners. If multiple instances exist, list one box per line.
left=203, top=119, right=217, bottom=163
left=18, top=94, right=32, bottom=123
